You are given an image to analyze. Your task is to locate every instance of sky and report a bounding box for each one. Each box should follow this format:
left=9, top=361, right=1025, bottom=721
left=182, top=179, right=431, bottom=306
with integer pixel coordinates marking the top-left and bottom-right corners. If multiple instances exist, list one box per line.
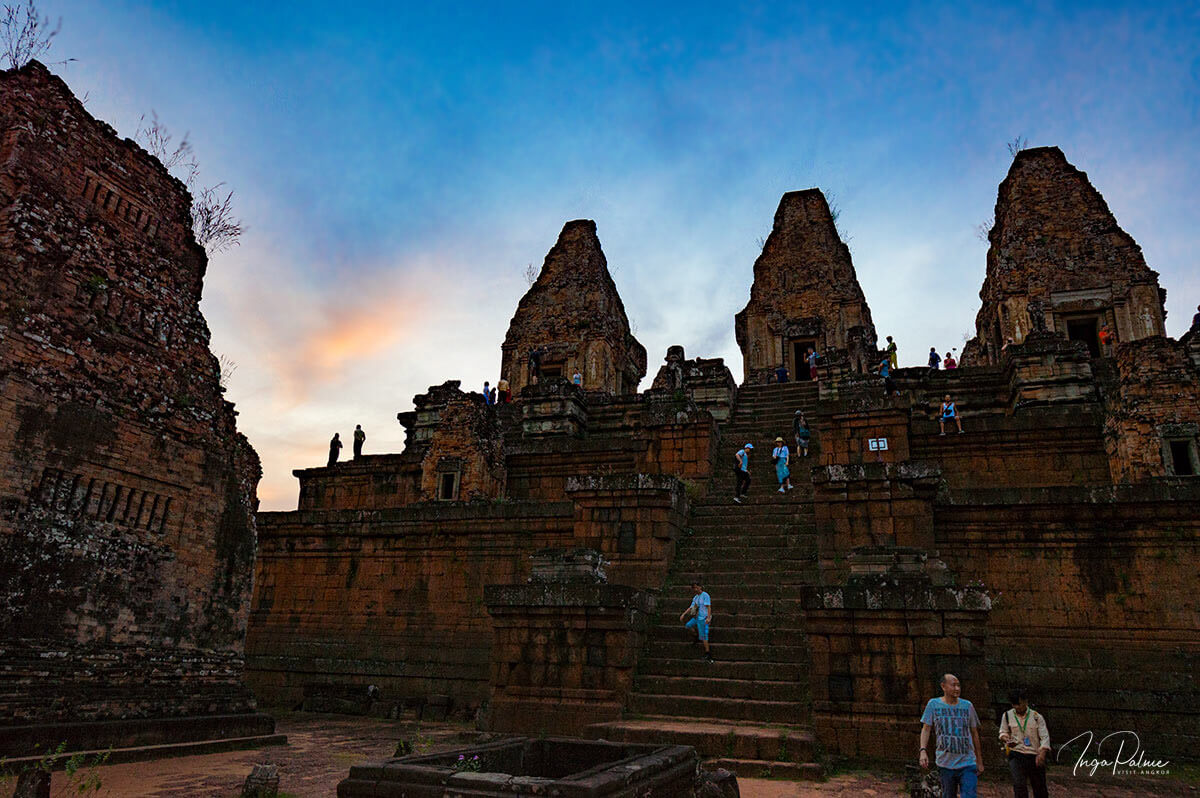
left=43, top=1, right=1200, bottom=509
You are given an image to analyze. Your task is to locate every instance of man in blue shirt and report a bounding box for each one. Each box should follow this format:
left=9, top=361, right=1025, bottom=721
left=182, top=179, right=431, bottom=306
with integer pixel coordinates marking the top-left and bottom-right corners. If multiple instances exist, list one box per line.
left=679, top=582, right=713, bottom=663
left=928, top=348, right=942, bottom=369
left=919, top=673, right=984, bottom=798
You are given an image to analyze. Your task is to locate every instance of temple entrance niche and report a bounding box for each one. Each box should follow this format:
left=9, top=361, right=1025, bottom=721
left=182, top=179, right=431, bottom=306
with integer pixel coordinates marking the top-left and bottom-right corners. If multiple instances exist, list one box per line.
left=1065, top=314, right=1102, bottom=357
left=790, top=338, right=818, bottom=380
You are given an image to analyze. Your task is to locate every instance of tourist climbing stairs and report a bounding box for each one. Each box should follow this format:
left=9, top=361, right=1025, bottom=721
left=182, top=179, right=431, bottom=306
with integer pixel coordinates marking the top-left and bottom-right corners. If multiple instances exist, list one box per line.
left=589, top=382, right=825, bottom=778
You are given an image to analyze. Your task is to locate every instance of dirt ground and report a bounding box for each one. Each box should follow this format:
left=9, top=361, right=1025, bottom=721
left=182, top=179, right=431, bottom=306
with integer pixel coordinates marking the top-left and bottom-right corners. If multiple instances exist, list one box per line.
left=35, top=713, right=1197, bottom=797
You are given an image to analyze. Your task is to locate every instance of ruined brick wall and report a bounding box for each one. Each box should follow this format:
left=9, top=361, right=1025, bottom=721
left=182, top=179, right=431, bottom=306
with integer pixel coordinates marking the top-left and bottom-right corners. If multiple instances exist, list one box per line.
left=937, top=486, right=1200, bottom=756
left=500, top=220, right=647, bottom=395
left=1101, top=336, right=1200, bottom=482
left=972, top=147, right=1166, bottom=361
left=295, top=456, right=423, bottom=510
left=0, top=62, right=261, bottom=731
left=246, top=504, right=576, bottom=710
left=736, top=190, right=877, bottom=384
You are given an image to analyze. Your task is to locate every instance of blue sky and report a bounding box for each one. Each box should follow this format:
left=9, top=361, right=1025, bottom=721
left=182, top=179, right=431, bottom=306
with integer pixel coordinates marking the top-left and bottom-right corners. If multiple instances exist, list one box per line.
left=48, top=1, right=1200, bottom=508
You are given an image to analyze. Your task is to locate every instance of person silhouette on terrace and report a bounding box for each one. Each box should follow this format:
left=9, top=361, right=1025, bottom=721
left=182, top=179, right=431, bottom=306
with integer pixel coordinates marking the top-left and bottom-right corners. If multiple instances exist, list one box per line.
left=1191, top=304, right=1200, bottom=333
left=940, top=394, right=963, bottom=435
left=483, top=381, right=493, bottom=405
left=944, top=351, right=957, bottom=369
left=680, top=581, right=713, bottom=663
left=928, top=347, right=942, bottom=369
left=774, top=363, right=789, bottom=383
left=353, top=424, right=365, bottom=459
left=327, top=433, right=343, bottom=467
left=886, top=335, right=898, bottom=369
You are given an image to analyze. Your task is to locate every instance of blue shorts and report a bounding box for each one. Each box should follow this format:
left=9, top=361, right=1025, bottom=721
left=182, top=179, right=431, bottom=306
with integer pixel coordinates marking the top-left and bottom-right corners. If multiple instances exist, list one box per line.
left=685, top=615, right=709, bottom=642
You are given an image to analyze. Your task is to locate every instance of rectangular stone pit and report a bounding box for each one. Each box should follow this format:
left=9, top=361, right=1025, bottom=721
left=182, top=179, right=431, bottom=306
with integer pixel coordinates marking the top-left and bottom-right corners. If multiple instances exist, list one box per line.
left=337, top=737, right=697, bottom=798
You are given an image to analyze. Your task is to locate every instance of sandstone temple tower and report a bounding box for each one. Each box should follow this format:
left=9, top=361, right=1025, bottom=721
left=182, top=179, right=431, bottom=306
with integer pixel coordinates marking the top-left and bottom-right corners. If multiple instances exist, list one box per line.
left=969, top=146, right=1167, bottom=363
left=735, top=189, right=878, bottom=383
left=501, top=219, right=647, bottom=395
left=0, top=62, right=274, bottom=755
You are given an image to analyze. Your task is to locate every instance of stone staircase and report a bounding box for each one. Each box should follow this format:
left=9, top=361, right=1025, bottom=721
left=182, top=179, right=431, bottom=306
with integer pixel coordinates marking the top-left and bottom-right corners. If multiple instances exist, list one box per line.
left=589, top=383, right=825, bottom=778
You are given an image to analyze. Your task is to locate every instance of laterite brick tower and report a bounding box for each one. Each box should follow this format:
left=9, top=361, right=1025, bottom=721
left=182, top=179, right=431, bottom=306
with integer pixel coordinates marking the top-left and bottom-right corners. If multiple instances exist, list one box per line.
left=736, top=189, right=878, bottom=384
left=501, top=219, right=647, bottom=395
left=0, top=62, right=276, bottom=755
left=968, top=146, right=1167, bottom=363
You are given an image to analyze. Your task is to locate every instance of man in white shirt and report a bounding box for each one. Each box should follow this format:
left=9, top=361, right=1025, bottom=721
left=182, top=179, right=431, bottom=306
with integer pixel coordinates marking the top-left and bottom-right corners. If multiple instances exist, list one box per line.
left=999, top=688, right=1051, bottom=798
left=679, top=582, right=713, bottom=663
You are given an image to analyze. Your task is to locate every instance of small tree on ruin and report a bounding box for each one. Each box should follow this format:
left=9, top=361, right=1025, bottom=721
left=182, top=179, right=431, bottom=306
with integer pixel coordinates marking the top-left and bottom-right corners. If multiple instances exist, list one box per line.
left=1, top=0, right=68, bottom=70
left=135, top=112, right=243, bottom=254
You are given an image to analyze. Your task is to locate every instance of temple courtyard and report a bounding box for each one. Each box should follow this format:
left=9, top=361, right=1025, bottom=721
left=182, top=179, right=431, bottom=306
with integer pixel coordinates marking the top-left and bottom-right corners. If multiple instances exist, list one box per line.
left=33, top=714, right=1195, bottom=797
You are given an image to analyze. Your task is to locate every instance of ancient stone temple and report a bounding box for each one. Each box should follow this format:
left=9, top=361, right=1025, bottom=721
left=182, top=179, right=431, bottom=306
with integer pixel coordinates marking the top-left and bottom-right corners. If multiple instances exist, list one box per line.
left=968, top=146, right=1167, bottom=363
left=500, top=219, right=647, bottom=395
left=735, top=189, right=878, bottom=384
left=0, top=62, right=277, bottom=756
left=250, top=146, right=1196, bottom=775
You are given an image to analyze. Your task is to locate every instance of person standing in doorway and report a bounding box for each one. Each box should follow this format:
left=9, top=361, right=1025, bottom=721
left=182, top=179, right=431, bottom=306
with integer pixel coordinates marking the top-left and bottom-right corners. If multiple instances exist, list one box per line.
left=1098, top=323, right=1114, bottom=356
left=733, top=443, right=752, bottom=503
left=679, top=581, right=713, bottom=663
left=327, top=433, right=343, bottom=467
left=928, top=347, right=942, bottom=369
left=772, top=437, right=792, bottom=493
left=886, top=335, right=898, bottom=369
left=353, top=425, right=365, bottom=459
left=529, top=348, right=543, bottom=384
left=793, top=410, right=811, bottom=457
left=999, top=689, right=1051, bottom=798
left=919, top=673, right=984, bottom=798
left=806, top=347, right=820, bottom=382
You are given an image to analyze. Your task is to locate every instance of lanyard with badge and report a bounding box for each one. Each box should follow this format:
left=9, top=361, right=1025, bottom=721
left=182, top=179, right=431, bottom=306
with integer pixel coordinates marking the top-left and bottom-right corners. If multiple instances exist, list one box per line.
left=1014, top=709, right=1033, bottom=747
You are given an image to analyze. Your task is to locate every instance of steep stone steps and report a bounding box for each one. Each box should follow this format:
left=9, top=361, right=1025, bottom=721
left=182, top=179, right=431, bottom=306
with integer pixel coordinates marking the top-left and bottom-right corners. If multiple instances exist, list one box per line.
left=628, top=694, right=807, bottom=724
left=633, top=675, right=809, bottom=702
left=589, top=381, right=825, bottom=778
left=647, top=624, right=809, bottom=647
left=645, top=640, right=807, bottom=663
left=588, top=716, right=819, bottom=776
left=637, top=657, right=809, bottom=682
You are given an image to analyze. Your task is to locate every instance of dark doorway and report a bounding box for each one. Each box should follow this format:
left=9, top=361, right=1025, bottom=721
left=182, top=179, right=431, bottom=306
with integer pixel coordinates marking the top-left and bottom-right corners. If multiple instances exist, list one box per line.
left=1169, top=441, right=1195, bottom=476
left=1066, top=317, right=1101, bottom=357
left=791, top=339, right=818, bottom=380
left=540, top=361, right=564, bottom=379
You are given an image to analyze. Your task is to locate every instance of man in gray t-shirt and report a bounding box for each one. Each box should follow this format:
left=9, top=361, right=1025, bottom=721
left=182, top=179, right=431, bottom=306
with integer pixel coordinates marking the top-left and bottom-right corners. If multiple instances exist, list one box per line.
left=919, top=673, right=983, bottom=798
